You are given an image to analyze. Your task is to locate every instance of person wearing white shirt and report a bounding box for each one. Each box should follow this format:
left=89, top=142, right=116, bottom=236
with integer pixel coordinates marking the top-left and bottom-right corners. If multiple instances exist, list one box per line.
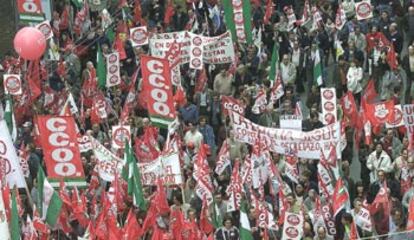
left=280, top=54, right=297, bottom=86
left=183, top=123, right=203, bottom=151
left=350, top=198, right=373, bottom=237
left=366, top=143, right=393, bottom=184
left=346, top=60, right=363, bottom=101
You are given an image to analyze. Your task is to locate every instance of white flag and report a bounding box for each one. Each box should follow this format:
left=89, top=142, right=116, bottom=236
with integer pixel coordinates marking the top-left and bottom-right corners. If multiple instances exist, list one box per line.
left=0, top=121, right=27, bottom=188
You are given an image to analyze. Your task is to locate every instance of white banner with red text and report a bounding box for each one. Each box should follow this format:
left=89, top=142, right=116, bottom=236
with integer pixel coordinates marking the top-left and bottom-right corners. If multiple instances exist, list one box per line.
left=149, top=31, right=235, bottom=65
left=229, top=111, right=341, bottom=159
left=90, top=136, right=125, bottom=182
left=138, top=152, right=182, bottom=186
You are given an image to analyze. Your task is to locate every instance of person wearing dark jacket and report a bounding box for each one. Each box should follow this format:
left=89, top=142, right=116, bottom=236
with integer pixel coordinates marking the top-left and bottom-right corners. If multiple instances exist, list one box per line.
left=215, top=217, right=240, bottom=240
left=302, top=112, right=324, bottom=132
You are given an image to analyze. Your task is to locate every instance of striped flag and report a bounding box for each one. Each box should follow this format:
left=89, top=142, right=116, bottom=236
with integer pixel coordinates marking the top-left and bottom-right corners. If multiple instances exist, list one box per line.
left=222, top=0, right=253, bottom=44
left=240, top=201, right=253, bottom=240
left=332, top=178, right=350, bottom=217
left=313, top=49, right=323, bottom=86
left=11, top=190, right=20, bottom=240
left=97, top=44, right=106, bottom=89
left=37, top=168, right=63, bottom=226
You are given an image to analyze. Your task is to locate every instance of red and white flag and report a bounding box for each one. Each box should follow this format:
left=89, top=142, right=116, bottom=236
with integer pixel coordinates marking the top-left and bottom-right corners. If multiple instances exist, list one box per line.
left=36, top=116, right=86, bottom=186
left=263, top=0, right=274, bottom=25
left=340, top=91, right=358, bottom=125
left=120, top=66, right=140, bottom=123
left=270, top=73, right=284, bottom=104
left=215, top=142, right=231, bottom=175
left=193, top=145, right=214, bottom=204
left=227, top=161, right=242, bottom=212
left=364, top=100, right=394, bottom=127
left=141, top=55, right=176, bottom=127
left=252, top=88, right=267, bottom=114
left=407, top=197, right=414, bottom=230
left=221, top=96, right=245, bottom=116
left=335, top=1, right=347, bottom=30
left=332, top=178, right=350, bottom=217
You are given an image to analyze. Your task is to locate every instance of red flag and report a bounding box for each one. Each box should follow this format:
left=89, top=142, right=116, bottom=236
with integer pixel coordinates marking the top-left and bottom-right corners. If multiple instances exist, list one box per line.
left=263, top=0, right=274, bottom=25
left=95, top=210, right=107, bottom=240
left=278, top=185, right=288, bottom=225
left=199, top=196, right=214, bottom=235
left=332, top=178, right=350, bottom=217
left=90, top=91, right=108, bottom=124
left=123, top=209, right=142, bottom=239
left=349, top=221, right=359, bottom=240
left=370, top=181, right=390, bottom=215
left=134, top=0, right=146, bottom=25
left=107, top=210, right=121, bottom=240
left=134, top=126, right=160, bottom=162
left=407, top=197, right=414, bottom=230
left=174, top=85, right=187, bottom=108
left=227, top=161, right=242, bottom=211
left=155, top=179, right=170, bottom=215
left=71, top=187, right=89, bottom=227
left=195, top=68, right=207, bottom=93
left=59, top=5, right=70, bottom=30
left=364, top=100, right=395, bottom=127
left=58, top=180, right=72, bottom=209
left=57, top=205, right=72, bottom=234
left=251, top=0, right=261, bottom=7
left=164, top=0, right=175, bottom=25
left=2, top=185, right=10, bottom=222
left=113, top=34, right=127, bottom=60
left=170, top=208, right=184, bottom=240
left=386, top=44, right=398, bottom=70
left=340, top=91, right=358, bottom=125
left=362, top=79, right=378, bottom=106
left=27, top=60, right=42, bottom=102
left=142, top=202, right=157, bottom=234
left=120, top=67, right=140, bottom=123
left=118, top=0, right=128, bottom=8
left=33, top=206, right=49, bottom=239
left=111, top=172, right=126, bottom=212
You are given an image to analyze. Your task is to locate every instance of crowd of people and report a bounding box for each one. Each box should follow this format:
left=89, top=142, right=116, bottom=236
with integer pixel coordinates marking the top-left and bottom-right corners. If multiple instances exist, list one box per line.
left=2, top=0, right=414, bottom=239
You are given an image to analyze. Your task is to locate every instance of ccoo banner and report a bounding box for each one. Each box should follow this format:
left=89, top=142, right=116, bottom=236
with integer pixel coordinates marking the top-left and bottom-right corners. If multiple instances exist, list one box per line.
left=141, top=55, right=176, bottom=127
left=36, top=116, right=86, bottom=187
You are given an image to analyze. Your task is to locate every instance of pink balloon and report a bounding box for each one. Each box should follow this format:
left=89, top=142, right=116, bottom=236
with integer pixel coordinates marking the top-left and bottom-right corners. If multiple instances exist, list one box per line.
left=13, top=27, right=47, bottom=60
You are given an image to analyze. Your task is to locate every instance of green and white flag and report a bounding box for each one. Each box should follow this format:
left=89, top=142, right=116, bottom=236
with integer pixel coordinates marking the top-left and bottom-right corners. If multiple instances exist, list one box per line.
left=37, top=168, right=63, bottom=226
left=222, top=0, right=253, bottom=44
left=4, top=95, right=17, bottom=141
left=268, top=42, right=280, bottom=83
left=124, top=141, right=147, bottom=210
left=11, top=190, right=19, bottom=240
left=97, top=44, right=107, bottom=89
left=313, top=49, right=323, bottom=86
left=240, top=201, right=253, bottom=240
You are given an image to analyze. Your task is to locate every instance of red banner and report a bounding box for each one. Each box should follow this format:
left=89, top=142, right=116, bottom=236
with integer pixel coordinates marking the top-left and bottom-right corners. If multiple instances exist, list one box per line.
left=141, top=55, right=176, bottom=127
left=221, top=96, right=245, bottom=116
left=36, top=116, right=85, bottom=186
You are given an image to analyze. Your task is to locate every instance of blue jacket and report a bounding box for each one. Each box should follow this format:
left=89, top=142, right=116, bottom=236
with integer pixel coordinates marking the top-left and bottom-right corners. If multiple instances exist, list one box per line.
left=179, top=104, right=199, bottom=124
left=199, top=124, right=216, bottom=150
